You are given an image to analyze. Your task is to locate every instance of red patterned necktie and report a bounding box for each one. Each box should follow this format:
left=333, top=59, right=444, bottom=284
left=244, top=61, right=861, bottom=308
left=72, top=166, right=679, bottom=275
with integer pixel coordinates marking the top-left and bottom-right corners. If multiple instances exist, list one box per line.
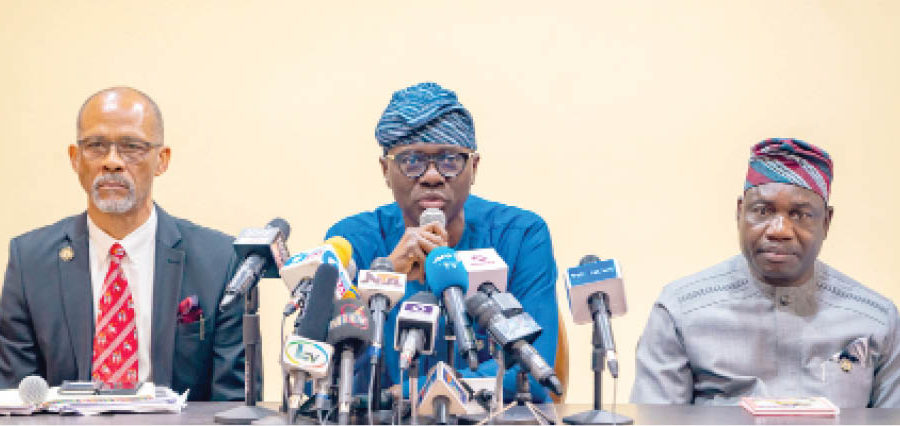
left=91, top=242, right=139, bottom=388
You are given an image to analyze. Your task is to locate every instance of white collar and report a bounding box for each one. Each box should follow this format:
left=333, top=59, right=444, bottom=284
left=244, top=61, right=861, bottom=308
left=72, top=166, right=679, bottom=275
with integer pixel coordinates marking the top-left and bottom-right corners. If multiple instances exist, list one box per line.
left=86, top=206, right=158, bottom=259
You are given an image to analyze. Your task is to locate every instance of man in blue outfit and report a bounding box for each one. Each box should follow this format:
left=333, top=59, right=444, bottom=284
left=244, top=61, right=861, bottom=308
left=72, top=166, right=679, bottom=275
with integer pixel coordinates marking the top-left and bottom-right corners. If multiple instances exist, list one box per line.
left=326, top=82, right=560, bottom=402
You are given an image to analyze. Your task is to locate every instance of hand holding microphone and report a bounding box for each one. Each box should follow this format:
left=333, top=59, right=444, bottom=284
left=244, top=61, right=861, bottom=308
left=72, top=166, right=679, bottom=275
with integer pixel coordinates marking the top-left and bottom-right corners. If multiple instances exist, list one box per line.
left=388, top=208, right=448, bottom=282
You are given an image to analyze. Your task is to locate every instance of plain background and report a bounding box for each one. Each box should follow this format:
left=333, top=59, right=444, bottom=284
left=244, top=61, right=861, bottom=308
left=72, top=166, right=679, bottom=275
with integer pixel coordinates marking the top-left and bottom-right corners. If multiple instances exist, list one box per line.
left=1, top=0, right=898, bottom=404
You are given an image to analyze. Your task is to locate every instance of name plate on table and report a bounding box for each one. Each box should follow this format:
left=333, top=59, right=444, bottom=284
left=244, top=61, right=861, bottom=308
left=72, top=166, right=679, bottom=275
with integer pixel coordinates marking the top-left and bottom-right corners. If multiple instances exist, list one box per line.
left=740, top=396, right=839, bottom=417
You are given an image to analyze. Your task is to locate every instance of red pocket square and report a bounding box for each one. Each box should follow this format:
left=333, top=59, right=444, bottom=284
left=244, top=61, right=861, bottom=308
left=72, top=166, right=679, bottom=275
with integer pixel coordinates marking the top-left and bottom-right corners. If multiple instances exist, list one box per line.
left=177, top=295, right=203, bottom=324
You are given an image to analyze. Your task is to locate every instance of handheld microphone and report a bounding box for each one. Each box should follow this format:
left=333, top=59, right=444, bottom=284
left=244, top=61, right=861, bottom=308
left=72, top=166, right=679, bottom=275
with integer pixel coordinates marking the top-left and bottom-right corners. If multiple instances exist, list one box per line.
left=18, top=375, right=48, bottom=406
left=565, top=255, right=626, bottom=377
left=414, top=207, right=447, bottom=288
left=394, top=291, right=440, bottom=370
left=420, top=207, right=447, bottom=228
left=456, top=248, right=509, bottom=295
left=425, top=247, right=479, bottom=370
left=283, top=277, right=313, bottom=316
left=417, top=362, right=471, bottom=425
left=466, top=292, right=563, bottom=396
left=357, top=257, right=406, bottom=360
left=220, top=218, right=291, bottom=309
left=327, top=298, right=373, bottom=424
left=283, top=264, right=340, bottom=410
left=280, top=236, right=358, bottom=300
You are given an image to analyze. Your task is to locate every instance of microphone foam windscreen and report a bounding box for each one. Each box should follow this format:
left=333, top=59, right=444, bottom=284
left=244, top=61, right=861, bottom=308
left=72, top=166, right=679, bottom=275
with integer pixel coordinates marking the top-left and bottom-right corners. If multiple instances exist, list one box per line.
left=18, top=375, right=48, bottom=406
left=370, top=257, right=394, bottom=272
left=327, top=298, right=373, bottom=355
left=465, top=292, right=502, bottom=328
left=425, top=246, right=469, bottom=295
left=267, top=217, right=291, bottom=240
left=408, top=290, right=439, bottom=305
left=325, top=236, right=353, bottom=268
left=295, top=263, right=340, bottom=341
left=579, top=254, right=601, bottom=266
left=419, top=208, right=446, bottom=227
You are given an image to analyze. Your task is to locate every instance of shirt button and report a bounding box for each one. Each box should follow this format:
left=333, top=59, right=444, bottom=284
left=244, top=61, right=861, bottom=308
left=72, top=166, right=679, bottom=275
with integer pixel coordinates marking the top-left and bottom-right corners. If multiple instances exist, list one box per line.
left=780, top=294, right=792, bottom=306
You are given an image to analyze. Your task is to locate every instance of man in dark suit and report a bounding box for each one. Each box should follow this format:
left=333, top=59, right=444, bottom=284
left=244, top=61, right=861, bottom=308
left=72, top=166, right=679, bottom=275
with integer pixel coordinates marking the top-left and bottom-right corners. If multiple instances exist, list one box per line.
left=0, top=87, right=245, bottom=400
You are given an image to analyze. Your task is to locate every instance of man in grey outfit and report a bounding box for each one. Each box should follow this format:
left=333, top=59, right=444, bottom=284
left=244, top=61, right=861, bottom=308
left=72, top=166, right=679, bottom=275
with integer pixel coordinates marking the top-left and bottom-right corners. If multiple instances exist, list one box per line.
left=631, top=138, right=900, bottom=408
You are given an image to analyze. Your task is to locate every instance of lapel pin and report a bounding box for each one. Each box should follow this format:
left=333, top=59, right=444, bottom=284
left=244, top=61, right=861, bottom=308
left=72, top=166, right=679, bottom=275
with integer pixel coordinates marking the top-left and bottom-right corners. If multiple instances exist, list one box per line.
left=59, top=246, right=74, bottom=262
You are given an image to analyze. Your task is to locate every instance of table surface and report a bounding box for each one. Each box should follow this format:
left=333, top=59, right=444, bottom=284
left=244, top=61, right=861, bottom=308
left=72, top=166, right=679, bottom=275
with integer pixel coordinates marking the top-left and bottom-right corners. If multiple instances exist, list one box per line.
left=2, top=402, right=900, bottom=424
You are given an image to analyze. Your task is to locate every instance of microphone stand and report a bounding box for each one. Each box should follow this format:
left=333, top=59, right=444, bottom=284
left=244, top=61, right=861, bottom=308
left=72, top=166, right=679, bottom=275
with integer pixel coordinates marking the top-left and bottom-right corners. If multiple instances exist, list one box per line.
left=459, top=340, right=555, bottom=425
left=409, top=359, right=419, bottom=426
left=563, top=296, right=633, bottom=425
left=215, top=286, right=275, bottom=424
left=445, top=316, right=456, bottom=370
left=368, top=297, right=392, bottom=424
left=480, top=370, right=555, bottom=425
left=492, top=337, right=503, bottom=421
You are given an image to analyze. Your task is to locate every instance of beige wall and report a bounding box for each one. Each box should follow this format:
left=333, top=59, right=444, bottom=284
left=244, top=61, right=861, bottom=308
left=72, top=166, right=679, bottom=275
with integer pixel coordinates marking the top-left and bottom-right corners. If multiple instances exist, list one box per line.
left=1, top=0, right=898, bottom=404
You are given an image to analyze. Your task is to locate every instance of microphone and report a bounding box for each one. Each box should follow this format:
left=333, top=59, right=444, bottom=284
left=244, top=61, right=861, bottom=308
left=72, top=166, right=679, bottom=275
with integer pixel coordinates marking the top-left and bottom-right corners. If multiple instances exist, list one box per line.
left=417, top=362, right=471, bottom=425
left=456, top=248, right=509, bottom=295
left=414, top=207, right=447, bottom=284
left=220, top=218, right=291, bottom=309
left=283, top=277, right=313, bottom=316
left=283, top=264, right=340, bottom=412
left=394, top=291, right=440, bottom=370
left=565, top=255, right=626, bottom=377
left=420, top=207, right=447, bottom=227
left=18, top=375, right=48, bottom=406
left=327, top=298, right=373, bottom=425
left=280, top=236, right=359, bottom=300
left=466, top=292, right=563, bottom=396
left=357, top=257, right=406, bottom=361
left=425, top=247, right=479, bottom=370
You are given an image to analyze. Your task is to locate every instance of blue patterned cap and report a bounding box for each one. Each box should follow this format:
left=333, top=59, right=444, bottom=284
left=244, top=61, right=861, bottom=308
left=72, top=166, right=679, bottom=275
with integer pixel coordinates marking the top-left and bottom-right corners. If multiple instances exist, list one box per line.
left=375, top=82, right=477, bottom=153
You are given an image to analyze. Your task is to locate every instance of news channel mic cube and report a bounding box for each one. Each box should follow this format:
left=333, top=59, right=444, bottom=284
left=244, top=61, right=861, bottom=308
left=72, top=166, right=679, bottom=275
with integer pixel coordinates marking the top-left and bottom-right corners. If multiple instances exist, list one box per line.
left=456, top=248, right=508, bottom=295
left=417, top=361, right=470, bottom=416
left=280, top=245, right=357, bottom=299
left=489, top=311, right=542, bottom=348
left=565, top=259, right=627, bottom=323
left=357, top=269, right=406, bottom=305
left=491, top=292, right=523, bottom=317
left=280, top=245, right=332, bottom=290
left=282, top=335, right=333, bottom=379
left=395, top=299, right=441, bottom=355
left=234, top=226, right=289, bottom=278
left=334, top=262, right=358, bottom=300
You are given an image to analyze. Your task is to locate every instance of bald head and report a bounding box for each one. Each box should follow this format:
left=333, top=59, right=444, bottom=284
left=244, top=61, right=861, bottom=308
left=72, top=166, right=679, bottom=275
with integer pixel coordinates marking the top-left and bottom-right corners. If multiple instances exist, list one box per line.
left=77, top=87, right=164, bottom=142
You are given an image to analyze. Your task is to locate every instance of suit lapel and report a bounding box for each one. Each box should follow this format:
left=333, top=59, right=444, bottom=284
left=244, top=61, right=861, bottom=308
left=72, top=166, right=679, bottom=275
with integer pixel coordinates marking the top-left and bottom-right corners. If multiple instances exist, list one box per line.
left=59, top=213, right=94, bottom=380
left=149, top=207, right=184, bottom=386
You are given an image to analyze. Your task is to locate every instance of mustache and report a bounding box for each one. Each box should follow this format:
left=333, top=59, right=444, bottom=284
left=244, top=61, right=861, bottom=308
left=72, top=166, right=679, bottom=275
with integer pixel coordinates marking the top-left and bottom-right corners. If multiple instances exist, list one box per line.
left=92, top=173, right=134, bottom=191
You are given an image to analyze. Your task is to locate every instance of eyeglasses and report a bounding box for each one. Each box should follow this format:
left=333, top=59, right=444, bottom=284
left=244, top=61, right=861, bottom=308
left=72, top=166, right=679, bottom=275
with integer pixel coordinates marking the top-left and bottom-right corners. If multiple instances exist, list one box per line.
left=77, top=137, right=162, bottom=163
left=383, top=151, right=478, bottom=179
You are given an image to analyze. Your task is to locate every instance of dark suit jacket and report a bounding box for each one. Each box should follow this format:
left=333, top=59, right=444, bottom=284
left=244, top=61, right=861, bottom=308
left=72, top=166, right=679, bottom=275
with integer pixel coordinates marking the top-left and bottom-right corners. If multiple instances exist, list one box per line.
left=0, top=206, right=246, bottom=401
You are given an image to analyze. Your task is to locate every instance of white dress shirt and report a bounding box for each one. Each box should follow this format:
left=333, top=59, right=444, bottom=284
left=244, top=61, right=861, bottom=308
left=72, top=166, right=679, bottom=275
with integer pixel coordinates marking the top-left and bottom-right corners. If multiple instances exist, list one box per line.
left=87, top=207, right=157, bottom=383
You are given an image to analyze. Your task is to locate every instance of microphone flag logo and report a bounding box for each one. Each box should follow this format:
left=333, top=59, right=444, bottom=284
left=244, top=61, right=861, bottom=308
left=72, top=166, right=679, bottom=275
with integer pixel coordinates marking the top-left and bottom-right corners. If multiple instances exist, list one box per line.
left=284, top=337, right=330, bottom=369
left=404, top=302, right=434, bottom=314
